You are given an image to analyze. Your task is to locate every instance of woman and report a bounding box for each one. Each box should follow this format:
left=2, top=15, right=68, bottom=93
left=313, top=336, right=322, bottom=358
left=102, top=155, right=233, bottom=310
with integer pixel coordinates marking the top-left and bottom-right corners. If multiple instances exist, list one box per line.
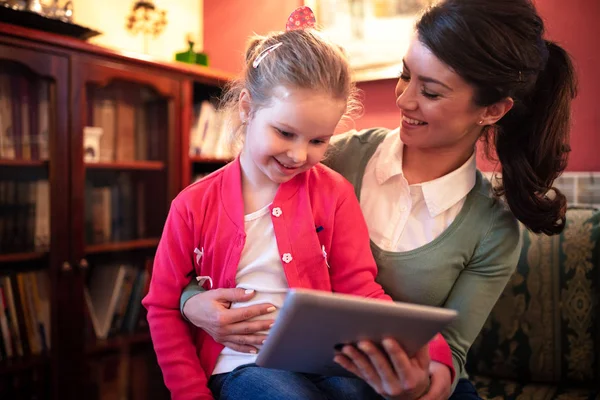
left=178, top=0, right=577, bottom=398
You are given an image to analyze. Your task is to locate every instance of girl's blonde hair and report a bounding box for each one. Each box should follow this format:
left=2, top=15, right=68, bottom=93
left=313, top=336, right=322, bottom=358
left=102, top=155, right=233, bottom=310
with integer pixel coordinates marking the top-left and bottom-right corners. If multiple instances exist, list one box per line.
left=220, top=29, right=361, bottom=152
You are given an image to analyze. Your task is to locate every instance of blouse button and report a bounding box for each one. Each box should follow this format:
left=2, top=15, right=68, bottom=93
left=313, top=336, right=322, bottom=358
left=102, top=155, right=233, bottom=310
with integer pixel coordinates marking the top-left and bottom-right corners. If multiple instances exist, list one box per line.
left=282, top=253, right=293, bottom=263
left=272, top=207, right=282, bottom=217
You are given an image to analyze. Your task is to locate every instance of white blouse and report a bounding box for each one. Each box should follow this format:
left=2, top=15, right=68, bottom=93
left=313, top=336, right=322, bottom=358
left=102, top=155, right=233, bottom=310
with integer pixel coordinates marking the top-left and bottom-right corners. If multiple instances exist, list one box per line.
left=360, top=129, right=477, bottom=252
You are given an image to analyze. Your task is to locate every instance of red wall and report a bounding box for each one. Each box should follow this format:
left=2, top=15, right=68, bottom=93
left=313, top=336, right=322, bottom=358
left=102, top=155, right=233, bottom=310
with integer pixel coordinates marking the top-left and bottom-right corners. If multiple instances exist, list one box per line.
left=204, top=0, right=600, bottom=171
left=203, top=0, right=303, bottom=74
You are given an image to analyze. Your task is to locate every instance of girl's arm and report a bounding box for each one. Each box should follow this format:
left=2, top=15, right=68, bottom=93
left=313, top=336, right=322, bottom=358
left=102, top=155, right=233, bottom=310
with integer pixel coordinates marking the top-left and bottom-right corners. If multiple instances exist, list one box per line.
left=142, top=201, right=213, bottom=400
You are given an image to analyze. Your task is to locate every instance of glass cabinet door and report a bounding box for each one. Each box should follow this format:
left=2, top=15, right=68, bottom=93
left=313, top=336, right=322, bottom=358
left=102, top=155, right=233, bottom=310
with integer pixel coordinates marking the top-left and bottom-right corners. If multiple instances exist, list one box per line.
left=0, top=44, right=69, bottom=399
left=71, top=59, right=176, bottom=399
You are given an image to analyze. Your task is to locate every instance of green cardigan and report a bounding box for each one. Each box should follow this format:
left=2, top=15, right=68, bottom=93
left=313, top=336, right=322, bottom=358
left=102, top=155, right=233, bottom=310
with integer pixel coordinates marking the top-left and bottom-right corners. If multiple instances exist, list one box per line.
left=181, top=128, right=522, bottom=387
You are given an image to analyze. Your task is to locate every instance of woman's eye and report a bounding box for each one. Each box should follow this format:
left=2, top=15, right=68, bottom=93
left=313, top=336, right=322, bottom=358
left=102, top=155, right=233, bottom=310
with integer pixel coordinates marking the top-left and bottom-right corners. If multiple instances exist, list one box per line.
left=421, top=89, right=440, bottom=99
left=399, top=73, right=410, bottom=82
left=310, top=139, right=327, bottom=145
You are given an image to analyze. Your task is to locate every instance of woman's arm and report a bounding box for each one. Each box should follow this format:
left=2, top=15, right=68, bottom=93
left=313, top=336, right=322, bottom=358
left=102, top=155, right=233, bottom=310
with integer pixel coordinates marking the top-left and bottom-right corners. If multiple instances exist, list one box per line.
left=327, top=181, right=454, bottom=398
left=142, top=201, right=213, bottom=399
left=329, top=181, right=454, bottom=368
left=180, top=283, right=276, bottom=353
left=439, top=204, right=521, bottom=389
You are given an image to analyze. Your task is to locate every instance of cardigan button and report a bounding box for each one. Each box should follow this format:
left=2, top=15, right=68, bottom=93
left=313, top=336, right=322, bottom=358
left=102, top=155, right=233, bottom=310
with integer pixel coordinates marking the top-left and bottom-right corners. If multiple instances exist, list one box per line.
left=282, top=253, right=293, bottom=263
left=272, top=207, right=282, bottom=217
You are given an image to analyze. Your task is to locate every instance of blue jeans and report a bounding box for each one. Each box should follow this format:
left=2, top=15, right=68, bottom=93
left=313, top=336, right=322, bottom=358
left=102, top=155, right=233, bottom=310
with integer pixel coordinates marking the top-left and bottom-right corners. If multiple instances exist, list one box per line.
left=208, top=364, right=382, bottom=400
left=449, top=378, right=482, bottom=400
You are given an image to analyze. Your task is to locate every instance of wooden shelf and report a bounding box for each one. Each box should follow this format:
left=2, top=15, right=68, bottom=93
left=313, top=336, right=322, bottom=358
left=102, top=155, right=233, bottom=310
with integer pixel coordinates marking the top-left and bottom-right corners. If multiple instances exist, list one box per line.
left=85, top=238, right=160, bottom=254
left=85, top=161, right=165, bottom=171
left=0, top=23, right=234, bottom=86
left=0, top=159, right=48, bottom=167
left=0, top=251, right=48, bottom=263
left=0, top=355, right=50, bottom=374
left=87, top=332, right=151, bottom=356
left=190, top=156, right=232, bottom=164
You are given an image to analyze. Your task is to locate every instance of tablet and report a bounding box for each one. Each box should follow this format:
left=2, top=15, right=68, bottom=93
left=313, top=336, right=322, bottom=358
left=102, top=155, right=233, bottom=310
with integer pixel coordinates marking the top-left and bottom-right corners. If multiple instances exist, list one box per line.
left=256, top=288, right=457, bottom=376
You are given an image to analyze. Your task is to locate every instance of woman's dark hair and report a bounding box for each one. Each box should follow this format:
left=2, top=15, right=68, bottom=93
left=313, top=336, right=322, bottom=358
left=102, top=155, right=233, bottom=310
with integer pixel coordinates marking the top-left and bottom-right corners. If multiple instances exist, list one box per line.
left=417, top=0, right=577, bottom=235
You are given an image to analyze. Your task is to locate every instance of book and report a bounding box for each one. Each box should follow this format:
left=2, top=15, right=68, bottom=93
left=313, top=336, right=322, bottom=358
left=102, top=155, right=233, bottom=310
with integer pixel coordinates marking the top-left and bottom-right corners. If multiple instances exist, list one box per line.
left=2, top=276, right=24, bottom=356
left=92, top=88, right=116, bottom=162
left=0, top=72, right=15, bottom=159
left=84, top=264, right=129, bottom=340
left=115, top=87, right=136, bottom=161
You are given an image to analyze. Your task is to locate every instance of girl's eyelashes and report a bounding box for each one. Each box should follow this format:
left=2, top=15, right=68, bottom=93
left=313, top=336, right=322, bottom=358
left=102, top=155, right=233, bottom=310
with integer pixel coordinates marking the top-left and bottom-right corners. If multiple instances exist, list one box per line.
left=275, top=128, right=294, bottom=138
left=399, top=73, right=410, bottom=82
left=275, top=128, right=329, bottom=145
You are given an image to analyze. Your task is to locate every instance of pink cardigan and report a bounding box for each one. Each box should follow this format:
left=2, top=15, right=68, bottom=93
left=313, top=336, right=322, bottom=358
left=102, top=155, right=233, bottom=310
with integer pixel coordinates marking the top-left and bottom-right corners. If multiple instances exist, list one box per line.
left=142, top=158, right=453, bottom=400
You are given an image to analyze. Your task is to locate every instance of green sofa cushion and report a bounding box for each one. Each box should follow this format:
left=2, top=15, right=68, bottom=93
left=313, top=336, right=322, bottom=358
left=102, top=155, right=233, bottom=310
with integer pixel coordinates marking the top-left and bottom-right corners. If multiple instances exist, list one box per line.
left=467, top=208, right=600, bottom=388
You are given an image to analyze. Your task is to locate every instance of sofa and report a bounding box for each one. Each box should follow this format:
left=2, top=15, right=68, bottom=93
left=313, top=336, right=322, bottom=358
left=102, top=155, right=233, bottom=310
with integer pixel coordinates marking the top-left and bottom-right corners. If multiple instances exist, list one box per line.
left=466, top=208, right=600, bottom=399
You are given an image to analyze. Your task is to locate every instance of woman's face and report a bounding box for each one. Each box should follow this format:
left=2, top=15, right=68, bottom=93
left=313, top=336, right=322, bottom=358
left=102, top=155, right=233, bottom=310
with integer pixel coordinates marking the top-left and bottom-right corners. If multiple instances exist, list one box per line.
left=395, top=37, right=485, bottom=152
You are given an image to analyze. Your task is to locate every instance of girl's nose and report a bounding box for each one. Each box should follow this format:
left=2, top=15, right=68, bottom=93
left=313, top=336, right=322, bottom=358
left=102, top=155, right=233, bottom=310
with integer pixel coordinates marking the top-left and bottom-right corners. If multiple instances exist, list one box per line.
left=287, top=146, right=307, bottom=164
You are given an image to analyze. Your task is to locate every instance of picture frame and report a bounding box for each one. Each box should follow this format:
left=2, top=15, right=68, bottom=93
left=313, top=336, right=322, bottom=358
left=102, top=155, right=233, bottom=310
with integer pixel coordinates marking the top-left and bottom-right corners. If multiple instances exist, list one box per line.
left=305, top=0, right=434, bottom=82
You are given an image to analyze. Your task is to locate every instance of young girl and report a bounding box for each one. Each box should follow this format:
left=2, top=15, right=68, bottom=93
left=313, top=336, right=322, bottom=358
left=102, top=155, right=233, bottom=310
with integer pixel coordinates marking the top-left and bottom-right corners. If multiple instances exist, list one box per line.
left=142, top=7, right=453, bottom=400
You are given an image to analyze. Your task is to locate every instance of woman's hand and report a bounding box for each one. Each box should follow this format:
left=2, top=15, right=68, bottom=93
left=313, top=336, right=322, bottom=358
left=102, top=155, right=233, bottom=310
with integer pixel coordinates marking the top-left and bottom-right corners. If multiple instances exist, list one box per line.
left=333, top=338, right=431, bottom=400
left=420, top=361, right=452, bottom=400
left=182, top=288, right=276, bottom=353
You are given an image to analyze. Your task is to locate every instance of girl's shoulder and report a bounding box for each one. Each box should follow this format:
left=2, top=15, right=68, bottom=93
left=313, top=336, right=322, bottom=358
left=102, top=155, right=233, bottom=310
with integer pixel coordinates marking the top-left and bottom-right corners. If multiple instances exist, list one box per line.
left=173, top=162, right=231, bottom=207
left=309, top=162, right=354, bottom=187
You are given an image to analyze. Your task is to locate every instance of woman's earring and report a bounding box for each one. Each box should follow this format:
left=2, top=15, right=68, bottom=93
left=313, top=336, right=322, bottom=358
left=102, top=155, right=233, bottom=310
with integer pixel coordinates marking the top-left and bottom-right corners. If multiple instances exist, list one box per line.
left=478, top=120, right=484, bottom=125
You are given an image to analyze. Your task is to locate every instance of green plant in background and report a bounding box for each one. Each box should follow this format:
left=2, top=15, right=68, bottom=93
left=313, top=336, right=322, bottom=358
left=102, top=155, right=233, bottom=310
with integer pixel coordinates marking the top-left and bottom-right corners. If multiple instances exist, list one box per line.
left=175, top=33, right=208, bottom=67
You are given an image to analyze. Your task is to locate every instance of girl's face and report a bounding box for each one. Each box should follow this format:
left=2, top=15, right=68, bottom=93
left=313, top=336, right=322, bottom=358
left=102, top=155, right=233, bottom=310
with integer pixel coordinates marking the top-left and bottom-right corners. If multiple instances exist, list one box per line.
left=240, top=86, right=345, bottom=187
left=395, top=37, right=486, bottom=152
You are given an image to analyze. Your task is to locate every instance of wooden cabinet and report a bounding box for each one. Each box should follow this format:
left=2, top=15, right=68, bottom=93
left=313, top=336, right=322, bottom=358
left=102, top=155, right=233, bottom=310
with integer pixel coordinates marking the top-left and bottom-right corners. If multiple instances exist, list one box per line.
left=0, top=22, right=232, bottom=399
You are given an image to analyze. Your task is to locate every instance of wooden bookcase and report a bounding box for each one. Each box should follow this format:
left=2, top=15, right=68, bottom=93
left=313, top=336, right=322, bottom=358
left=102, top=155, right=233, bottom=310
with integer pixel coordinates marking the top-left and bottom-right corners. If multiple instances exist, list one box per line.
left=0, top=22, right=233, bottom=399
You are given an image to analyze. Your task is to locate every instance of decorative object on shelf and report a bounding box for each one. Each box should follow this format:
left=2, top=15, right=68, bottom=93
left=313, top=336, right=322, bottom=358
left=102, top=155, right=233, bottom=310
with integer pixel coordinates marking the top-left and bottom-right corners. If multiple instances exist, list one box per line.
left=175, top=33, right=209, bottom=67
left=26, top=0, right=43, bottom=15
left=83, top=127, right=104, bottom=163
left=45, top=0, right=74, bottom=23
left=2, top=0, right=27, bottom=10
left=0, top=1, right=100, bottom=40
left=126, top=0, right=167, bottom=54
left=5, top=0, right=73, bottom=22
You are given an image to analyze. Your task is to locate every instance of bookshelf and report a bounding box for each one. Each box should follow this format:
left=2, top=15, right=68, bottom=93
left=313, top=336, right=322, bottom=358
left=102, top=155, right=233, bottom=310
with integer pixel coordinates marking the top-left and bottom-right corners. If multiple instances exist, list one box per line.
left=85, top=239, right=160, bottom=255
left=0, top=21, right=232, bottom=399
left=189, top=156, right=232, bottom=164
left=0, top=160, right=48, bottom=167
left=0, top=252, right=48, bottom=263
left=87, top=331, right=152, bottom=356
left=181, top=79, right=236, bottom=185
left=0, top=354, right=49, bottom=375
left=85, top=161, right=166, bottom=171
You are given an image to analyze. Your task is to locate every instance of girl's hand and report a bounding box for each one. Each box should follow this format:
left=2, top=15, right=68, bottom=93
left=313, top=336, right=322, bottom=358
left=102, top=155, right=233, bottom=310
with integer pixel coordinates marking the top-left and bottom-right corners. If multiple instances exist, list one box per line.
left=182, top=288, right=276, bottom=353
left=333, top=338, right=431, bottom=400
